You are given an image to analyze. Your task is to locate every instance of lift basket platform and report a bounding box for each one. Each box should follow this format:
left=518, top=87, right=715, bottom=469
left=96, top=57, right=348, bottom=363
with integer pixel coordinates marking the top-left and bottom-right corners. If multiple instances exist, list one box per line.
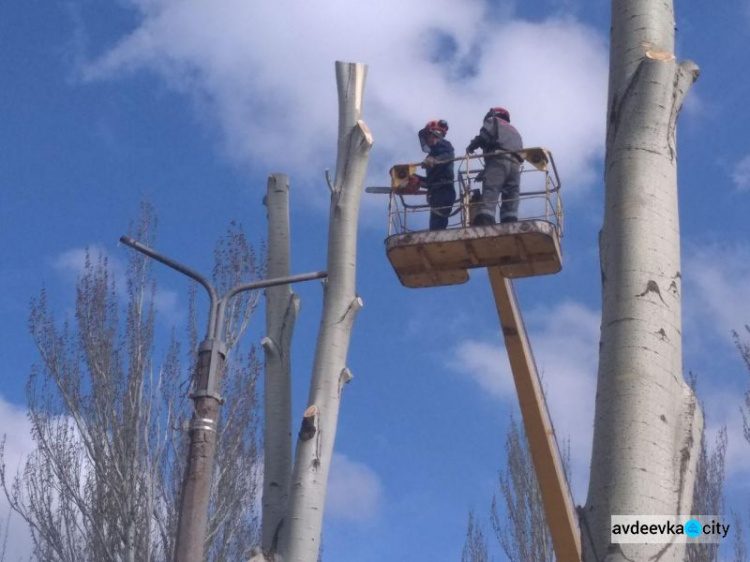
left=385, top=220, right=562, bottom=288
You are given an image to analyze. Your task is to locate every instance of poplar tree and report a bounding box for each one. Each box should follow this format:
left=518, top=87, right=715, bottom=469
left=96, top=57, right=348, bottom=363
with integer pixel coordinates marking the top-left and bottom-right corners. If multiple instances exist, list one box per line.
left=583, top=1, right=703, bottom=559
left=281, top=61, right=372, bottom=562
left=261, top=174, right=298, bottom=551
left=0, top=208, right=263, bottom=562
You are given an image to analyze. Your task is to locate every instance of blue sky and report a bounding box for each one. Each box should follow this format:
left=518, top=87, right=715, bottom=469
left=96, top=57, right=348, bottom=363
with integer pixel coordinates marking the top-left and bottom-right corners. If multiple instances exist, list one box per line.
left=2, top=0, right=750, bottom=560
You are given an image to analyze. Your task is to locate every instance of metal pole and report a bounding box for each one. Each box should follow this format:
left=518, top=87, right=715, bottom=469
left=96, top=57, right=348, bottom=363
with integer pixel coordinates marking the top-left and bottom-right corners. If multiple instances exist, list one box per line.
left=119, top=236, right=327, bottom=562
left=173, top=336, right=226, bottom=562
left=224, top=271, right=327, bottom=302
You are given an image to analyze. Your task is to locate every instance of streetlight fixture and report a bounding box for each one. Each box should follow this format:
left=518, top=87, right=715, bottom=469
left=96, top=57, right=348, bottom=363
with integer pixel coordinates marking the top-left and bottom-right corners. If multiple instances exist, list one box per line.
left=119, top=235, right=326, bottom=562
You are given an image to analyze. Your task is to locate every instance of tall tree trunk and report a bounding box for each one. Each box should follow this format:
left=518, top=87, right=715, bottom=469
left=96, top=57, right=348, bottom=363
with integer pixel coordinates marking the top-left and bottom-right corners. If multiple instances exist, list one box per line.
left=282, top=61, right=372, bottom=562
left=261, top=174, right=299, bottom=551
left=582, top=1, right=703, bottom=560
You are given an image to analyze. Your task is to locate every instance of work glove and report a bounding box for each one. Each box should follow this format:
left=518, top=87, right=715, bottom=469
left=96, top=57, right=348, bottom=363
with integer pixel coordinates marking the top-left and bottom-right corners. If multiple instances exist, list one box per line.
left=421, top=156, right=436, bottom=169
left=466, top=142, right=478, bottom=154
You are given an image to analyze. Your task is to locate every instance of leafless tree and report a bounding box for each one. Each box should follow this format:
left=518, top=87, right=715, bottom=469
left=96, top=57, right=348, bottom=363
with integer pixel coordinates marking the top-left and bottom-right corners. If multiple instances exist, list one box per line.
left=735, top=326, right=750, bottom=448
left=489, top=416, right=566, bottom=562
left=461, top=511, right=489, bottom=562
left=686, top=422, right=727, bottom=561
left=0, top=205, right=263, bottom=562
left=731, top=511, right=747, bottom=562
left=684, top=373, right=729, bottom=562
left=0, top=511, right=10, bottom=562
left=734, top=325, right=750, bottom=561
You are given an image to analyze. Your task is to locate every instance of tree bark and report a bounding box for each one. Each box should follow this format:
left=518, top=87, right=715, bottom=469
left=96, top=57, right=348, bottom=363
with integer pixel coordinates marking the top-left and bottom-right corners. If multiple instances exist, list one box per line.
left=582, top=1, right=703, bottom=560
left=281, top=61, right=372, bottom=562
left=261, top=174, right=299, bottom=551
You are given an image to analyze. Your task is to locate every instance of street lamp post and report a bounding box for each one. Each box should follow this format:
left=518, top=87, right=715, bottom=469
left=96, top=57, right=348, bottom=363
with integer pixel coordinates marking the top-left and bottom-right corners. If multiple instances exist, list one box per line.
left=119, top=236, right=326, bottom=562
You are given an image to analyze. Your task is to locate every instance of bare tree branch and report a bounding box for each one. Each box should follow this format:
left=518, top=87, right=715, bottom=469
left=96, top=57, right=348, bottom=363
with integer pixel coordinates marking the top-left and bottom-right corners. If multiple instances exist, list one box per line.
left=1, top=205, right=263, bottom=562
left=491, top=416, right=554, bottom=562
left=461, top=511, right=489, bottom=562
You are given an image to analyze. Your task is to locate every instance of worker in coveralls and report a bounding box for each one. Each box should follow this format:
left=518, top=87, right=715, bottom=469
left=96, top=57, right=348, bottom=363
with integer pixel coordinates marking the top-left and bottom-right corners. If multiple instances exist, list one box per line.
left=418, top=119, right=455, bottom=230
left=466, top=107, right=523, bottom=226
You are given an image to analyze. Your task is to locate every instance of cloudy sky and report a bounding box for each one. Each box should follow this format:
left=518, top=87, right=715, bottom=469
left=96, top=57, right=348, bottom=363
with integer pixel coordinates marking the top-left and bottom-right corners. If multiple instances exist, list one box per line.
left=2, top=0, right=749, bottom=560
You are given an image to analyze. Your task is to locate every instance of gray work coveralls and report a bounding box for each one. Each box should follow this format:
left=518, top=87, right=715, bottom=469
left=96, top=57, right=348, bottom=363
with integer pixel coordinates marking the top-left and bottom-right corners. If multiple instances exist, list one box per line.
left=467, top=116, right=523, bottom=224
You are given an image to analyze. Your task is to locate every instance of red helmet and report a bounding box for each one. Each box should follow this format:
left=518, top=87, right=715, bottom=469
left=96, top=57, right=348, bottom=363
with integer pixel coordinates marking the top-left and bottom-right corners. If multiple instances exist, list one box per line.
left=425, top=119, right=449, bottom=137
left=487, top=107, right=511, bottom=122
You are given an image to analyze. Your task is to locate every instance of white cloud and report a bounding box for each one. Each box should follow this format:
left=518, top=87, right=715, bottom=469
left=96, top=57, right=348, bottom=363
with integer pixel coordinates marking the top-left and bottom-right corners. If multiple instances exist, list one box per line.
left=81, top=0, right=607, bottom=206
left=665, top=242, right=750, bottom=491
left=0, top=397, right=35, bottom=561
left=452, top=339, right=518, bottom=399
left=684, top=242, right=750, bottom=342
left=731, top=154, right=750, bottom=192
left=450, top=301, right=600, bottom=501
left=52, top=245, right=183, bottom=322
left=53, top=244, right=123, bottom=280
left=325, top=453, right=383, bottom=522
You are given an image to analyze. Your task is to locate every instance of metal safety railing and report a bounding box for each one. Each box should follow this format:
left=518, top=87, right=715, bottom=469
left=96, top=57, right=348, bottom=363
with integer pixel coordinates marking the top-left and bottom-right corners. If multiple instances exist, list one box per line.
left=385, top=147, right=563, bottom=238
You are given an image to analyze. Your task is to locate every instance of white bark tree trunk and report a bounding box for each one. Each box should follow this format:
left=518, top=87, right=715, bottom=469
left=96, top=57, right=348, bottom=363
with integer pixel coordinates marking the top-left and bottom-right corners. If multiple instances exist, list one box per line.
left=281, top=61, right=372, bottom=562
left=582, top=1, right=703, bottom=560
left=261, top=174, right=299, bottom=552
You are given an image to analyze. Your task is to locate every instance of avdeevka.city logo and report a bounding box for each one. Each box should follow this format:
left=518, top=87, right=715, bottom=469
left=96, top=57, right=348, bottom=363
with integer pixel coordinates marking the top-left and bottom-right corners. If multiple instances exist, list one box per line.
left=684, top=519, right=702, bottom=538
left=610, top=515, right=730, bottom=544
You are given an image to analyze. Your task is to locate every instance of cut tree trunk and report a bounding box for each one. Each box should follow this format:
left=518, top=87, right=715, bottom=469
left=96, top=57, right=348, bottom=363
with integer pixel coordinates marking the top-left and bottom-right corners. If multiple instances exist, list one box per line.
left=261, top=173, right=299, bottom=552
left=582, top=1, right=703, bottom=561
left=281, top=61, right=373, bottom=562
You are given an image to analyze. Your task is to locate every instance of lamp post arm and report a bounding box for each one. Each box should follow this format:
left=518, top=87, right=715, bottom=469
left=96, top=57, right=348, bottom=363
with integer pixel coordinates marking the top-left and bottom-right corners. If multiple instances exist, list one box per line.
left=214, top=271, right=328, bottom=341
left=225, top=271, right=328, bottom=301
left=119, top=235, right=219, bottom=337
